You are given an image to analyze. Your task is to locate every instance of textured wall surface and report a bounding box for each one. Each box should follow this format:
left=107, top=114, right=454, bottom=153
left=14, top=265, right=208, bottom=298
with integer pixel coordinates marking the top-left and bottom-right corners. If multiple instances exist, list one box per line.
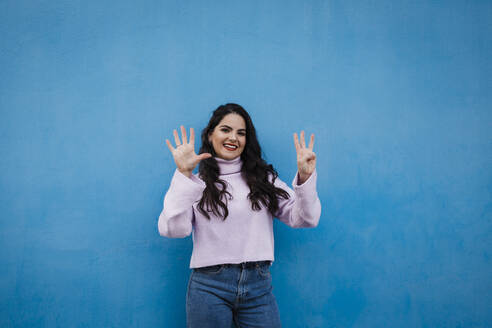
left=1, top=1, right=491, bottom=327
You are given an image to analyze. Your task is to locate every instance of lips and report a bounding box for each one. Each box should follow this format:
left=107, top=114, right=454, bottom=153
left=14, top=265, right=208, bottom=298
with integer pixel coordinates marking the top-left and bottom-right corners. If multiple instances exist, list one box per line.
left=223, top=143, right=238, bottom=151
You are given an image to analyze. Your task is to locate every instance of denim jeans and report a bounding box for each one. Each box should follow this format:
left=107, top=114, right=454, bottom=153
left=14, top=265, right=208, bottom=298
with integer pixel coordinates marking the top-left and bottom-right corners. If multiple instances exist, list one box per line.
left=186, top=260, right=281, bottom=328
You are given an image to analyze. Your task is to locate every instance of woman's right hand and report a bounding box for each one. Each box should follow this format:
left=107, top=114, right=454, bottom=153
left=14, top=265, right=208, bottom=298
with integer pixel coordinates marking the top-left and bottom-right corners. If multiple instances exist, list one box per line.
left=165, top=126, right=212, bottom=178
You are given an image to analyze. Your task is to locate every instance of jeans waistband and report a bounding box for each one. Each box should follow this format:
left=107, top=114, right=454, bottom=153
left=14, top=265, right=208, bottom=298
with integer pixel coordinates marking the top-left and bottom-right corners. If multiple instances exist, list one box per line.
left=224, top=260, right=272, bottom=269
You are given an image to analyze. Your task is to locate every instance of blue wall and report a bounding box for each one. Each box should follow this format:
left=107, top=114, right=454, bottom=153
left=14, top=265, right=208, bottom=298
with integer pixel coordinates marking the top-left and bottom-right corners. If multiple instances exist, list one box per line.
left=1, top=1, right=491, bottom=327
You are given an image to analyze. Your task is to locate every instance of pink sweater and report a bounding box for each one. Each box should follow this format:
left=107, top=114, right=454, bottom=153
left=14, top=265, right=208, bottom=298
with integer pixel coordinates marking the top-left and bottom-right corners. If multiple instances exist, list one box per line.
left=158, top=156, right=321, bottom=268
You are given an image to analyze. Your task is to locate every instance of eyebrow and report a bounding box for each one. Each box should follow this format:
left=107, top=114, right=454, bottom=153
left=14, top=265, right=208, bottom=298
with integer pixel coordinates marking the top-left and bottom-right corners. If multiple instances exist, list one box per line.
left=219, top=125, right=246, bottom=132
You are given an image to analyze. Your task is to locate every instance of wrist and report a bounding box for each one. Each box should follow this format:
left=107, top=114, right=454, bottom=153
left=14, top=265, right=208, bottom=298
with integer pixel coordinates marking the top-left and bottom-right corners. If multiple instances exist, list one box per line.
left=298, top=172, right=311, bottom=185
left=178, top=168, right=192, bottom=178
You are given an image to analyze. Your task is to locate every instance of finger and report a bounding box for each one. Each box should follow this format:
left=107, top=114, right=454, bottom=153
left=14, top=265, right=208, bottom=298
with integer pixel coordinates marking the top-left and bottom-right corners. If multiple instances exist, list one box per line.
left=293, top=133, right=300, bottom=152
left=300, top=130, right=306, bottom=148
left=180, top=125, right=188, bottom=144
left=173, top=129, right=181, bottom=146
left=189, top=127, right=195, bottom=146
left=165, top=139, right=175, bottom=152
left=308, top=133, right=315, bottom=150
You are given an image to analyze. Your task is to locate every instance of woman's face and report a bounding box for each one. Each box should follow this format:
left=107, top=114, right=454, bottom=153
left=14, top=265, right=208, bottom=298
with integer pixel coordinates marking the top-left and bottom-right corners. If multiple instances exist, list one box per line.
left=208, top=113, right=246, bottom=160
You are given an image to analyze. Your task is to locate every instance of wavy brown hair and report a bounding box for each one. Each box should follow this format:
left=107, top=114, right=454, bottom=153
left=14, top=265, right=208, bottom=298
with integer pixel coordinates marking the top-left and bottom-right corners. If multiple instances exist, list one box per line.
left=197, top=103, right=290, bottom=220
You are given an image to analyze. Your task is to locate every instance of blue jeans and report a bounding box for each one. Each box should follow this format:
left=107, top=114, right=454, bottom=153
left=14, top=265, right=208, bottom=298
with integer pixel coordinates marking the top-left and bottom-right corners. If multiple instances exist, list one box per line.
left=186, top=260, right=281, bottom=328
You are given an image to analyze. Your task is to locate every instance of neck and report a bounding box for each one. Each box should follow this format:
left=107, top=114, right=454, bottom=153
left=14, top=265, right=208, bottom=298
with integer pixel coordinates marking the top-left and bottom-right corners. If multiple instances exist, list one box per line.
left=215, top=156, right=242, bottom=175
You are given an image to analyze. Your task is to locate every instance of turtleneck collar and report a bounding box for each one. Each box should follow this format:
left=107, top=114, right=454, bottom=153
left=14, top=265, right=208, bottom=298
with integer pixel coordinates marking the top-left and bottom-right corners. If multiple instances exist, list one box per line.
left=215, top=156, right=243, bottom=175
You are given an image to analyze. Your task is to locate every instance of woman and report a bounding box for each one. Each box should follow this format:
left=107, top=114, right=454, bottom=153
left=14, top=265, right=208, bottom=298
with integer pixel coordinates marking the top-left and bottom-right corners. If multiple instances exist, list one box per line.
left=158, top=103, right=321, bottom=327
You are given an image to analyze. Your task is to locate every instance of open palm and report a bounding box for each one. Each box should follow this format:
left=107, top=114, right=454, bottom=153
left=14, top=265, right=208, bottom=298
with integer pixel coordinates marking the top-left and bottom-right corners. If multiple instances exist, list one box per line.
left=165, top=126, right=211, bottom=178
left=293, top=131, right=316, bottom=184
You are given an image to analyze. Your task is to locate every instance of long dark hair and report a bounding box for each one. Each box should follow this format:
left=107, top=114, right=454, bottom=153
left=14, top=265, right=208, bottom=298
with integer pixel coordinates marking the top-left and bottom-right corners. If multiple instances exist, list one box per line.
left=197, top=103, right=290, bottom=220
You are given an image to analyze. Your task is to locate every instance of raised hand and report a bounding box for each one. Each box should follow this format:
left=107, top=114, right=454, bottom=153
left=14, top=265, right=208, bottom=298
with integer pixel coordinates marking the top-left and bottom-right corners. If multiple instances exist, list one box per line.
left=165, top=126, right=212, bottom=178
left=293, top=131, right=317, bottom=184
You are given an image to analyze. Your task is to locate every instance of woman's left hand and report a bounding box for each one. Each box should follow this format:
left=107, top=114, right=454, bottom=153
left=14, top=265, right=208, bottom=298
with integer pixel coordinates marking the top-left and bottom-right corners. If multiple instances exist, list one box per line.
left=293, top=131, right=316, bottom=184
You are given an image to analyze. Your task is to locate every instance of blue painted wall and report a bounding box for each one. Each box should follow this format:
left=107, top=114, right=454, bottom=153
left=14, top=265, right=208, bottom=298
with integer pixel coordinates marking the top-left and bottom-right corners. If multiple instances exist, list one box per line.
left=1, top=1, right=491, bottom=327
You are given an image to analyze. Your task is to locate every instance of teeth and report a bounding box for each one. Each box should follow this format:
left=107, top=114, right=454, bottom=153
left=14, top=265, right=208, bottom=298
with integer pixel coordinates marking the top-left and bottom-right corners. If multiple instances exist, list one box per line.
left=224, top=144, right=238, bottom=150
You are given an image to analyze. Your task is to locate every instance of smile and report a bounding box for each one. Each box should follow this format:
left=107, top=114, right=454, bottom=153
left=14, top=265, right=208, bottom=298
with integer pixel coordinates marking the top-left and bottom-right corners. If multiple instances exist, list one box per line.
left=223, top=143, right=238, bottom=151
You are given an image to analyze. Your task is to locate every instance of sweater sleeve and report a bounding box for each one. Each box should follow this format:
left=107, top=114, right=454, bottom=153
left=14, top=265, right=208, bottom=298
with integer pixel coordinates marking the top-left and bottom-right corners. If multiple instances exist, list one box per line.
left=273, top=169, right=321, bottom=228
left=157, top=169, right=205, bottom=238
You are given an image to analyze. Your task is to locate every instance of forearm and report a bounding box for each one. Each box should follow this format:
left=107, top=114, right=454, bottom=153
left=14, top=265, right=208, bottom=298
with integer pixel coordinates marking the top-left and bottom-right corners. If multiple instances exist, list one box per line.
left=157, top=169, right=205, bottom=238
left=275, top=169, right=321, bottom=228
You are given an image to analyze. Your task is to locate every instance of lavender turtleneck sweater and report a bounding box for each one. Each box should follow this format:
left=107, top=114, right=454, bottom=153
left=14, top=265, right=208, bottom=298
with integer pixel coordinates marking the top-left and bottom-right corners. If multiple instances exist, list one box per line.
left=158, top=156, right=321, bottom=268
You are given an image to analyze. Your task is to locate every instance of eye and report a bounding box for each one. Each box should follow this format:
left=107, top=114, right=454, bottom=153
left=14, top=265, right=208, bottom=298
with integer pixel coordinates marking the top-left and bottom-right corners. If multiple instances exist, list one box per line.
left=221, top=128, right=230, bottom=133
left=238, top=132, right=246, bottom=136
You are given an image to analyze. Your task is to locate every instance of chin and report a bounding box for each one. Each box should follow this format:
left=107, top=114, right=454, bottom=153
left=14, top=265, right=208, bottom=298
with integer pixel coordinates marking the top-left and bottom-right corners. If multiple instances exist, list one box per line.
left=223, top=155, right=238, bottom=160
left=219, top=152, right=241, bottom=160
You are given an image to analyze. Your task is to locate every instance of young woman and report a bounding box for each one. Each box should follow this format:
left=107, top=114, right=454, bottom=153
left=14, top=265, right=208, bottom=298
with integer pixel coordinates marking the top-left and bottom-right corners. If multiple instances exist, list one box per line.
left=158, top=103, right=321, bottom=328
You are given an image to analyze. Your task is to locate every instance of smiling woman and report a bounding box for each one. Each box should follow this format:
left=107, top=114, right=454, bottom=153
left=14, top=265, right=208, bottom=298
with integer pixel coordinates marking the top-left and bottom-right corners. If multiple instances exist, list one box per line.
left=159, top=103, right=321, bottom=328
left=207, top=113, right=246, bottom=160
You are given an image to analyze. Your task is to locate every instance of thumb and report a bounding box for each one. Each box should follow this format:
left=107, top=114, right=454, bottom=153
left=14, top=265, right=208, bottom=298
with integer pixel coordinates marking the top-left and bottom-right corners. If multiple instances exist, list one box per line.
left=196, top=153, right=212, bottom=162
left=307, top=152, right=316, bottom=161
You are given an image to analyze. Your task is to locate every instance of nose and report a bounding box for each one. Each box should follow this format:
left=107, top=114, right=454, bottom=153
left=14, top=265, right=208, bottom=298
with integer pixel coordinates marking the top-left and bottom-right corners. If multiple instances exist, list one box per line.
left=228, top=132, right=238, bottom=141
